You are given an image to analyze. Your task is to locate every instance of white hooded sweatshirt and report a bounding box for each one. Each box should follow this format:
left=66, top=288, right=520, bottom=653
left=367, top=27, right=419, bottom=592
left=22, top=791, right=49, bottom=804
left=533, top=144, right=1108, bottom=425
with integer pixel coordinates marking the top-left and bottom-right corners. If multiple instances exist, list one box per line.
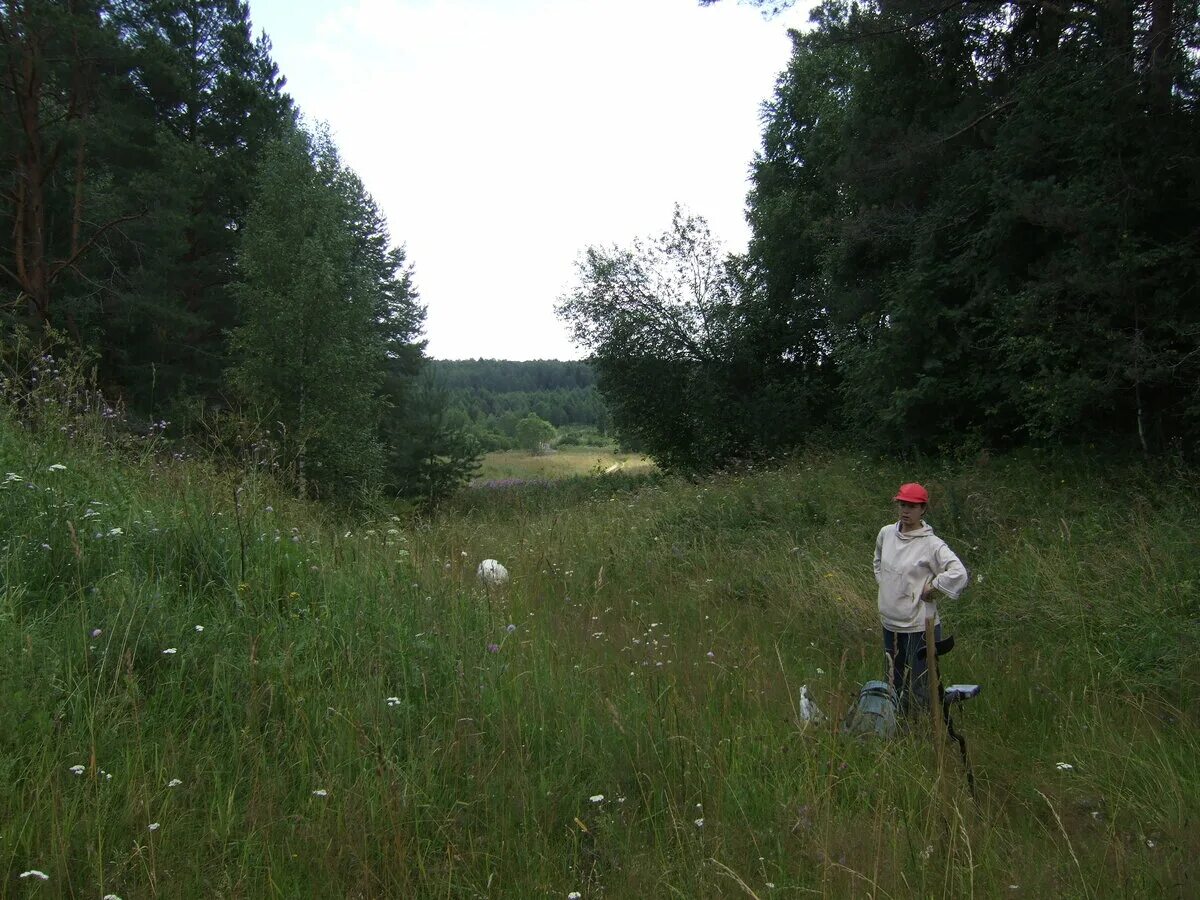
left=873, top=521, right=968, bottom=633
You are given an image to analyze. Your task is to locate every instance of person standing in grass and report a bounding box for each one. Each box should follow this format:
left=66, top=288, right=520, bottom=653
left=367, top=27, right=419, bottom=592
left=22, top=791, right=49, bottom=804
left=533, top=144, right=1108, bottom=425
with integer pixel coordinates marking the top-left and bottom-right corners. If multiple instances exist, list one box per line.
left=873, top=482, right=968, bottom=713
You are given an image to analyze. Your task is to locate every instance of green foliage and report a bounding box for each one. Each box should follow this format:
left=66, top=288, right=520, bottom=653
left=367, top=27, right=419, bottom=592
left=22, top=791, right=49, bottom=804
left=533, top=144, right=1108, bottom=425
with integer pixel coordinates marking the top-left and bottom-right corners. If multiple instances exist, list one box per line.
left=230, top=125, right=409, bottom=499
left=745, top=0, right=1200, bottom=455
left=514, top=412, right=556, bottom=454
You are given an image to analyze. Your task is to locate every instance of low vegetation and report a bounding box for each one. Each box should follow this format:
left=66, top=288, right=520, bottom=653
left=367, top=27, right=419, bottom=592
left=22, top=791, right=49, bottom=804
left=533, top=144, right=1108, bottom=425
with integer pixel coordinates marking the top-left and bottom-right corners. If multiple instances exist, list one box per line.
left=2, top=396, right=1196, bottom=897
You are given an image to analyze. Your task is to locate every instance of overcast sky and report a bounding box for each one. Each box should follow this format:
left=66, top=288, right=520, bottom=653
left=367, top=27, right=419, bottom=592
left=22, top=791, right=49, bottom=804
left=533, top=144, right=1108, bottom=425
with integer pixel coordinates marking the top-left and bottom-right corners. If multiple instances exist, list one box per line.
left=245, top=0, right=815, bottom=360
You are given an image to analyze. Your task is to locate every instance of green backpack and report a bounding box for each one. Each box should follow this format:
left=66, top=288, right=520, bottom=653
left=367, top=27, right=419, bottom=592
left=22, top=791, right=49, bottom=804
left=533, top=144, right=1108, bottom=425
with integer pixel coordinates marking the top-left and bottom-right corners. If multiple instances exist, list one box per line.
left=841, top=680, right=899, bottom=739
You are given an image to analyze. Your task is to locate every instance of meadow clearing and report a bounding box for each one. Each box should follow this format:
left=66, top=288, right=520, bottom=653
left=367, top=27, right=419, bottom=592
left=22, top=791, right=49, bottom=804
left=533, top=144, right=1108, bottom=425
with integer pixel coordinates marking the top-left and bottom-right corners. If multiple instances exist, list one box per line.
left=1, top=415, right=1197, bottom=898
left=471, top=447, right=656, bottom=484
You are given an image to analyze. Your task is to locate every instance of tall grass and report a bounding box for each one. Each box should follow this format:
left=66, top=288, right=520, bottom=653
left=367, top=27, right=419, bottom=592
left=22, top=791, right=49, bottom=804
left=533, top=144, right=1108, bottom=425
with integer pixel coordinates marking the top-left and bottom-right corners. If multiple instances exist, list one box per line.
left=1, top=388, right=1197, bottom=897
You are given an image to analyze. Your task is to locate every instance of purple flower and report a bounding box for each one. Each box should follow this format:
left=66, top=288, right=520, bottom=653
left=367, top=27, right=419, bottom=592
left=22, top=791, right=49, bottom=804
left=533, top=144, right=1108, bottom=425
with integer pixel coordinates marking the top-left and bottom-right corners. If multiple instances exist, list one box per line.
left=486, top=643, right=500, bottom=654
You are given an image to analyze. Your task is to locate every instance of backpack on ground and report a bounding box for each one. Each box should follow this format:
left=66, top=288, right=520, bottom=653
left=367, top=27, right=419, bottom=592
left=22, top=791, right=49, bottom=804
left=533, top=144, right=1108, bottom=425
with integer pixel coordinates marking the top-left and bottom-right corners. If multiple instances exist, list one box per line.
left=840, top=680, right=899, bottom=739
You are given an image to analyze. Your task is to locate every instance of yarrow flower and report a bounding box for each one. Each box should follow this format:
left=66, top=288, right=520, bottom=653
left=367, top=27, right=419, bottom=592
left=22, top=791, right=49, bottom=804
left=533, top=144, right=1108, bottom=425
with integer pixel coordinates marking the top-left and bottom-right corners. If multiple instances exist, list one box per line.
left=694, top=818, right=704, bottom=827
left=68, top=765, right=85, bottom=776
left=162, top=648, right=177, bottom=655
left=48, top=463, right=66, bottom=472
left=194, top=625, right=204, bottom=632
left=19, top=870, right=49, bottom=880
left=568, top=893, right=582, bottom=899
left=312, top=789, right=328, bottom=797
left=167, top=778, right=182, bottom=788
left=148, top=822, right=160, bottom=831
left=589, top=794, right=604, bottom=803
left=1055, top=762, right=1074, bottom=771
left=385, top=697, right=402, bottom=707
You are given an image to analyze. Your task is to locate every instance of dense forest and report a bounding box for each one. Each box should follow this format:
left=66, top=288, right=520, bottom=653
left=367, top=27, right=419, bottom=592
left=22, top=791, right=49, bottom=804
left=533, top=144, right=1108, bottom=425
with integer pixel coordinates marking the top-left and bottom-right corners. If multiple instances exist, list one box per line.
left=561, top=0, right=1200, bottom=471
left=0, top=0, right=477, bottom=502
left=428, top=360, right=609, bottom=450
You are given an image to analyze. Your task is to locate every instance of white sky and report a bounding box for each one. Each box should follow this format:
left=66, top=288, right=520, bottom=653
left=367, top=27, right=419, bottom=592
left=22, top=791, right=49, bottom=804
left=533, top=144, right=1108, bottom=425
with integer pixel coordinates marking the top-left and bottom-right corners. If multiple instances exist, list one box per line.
left=245, top=0, right=815, bottom=360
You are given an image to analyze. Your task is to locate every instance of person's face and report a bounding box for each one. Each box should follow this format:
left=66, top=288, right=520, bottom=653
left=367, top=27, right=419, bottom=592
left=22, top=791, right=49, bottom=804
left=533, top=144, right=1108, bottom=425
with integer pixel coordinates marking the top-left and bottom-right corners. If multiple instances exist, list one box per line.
left=896, top=501, right=925, bottom=530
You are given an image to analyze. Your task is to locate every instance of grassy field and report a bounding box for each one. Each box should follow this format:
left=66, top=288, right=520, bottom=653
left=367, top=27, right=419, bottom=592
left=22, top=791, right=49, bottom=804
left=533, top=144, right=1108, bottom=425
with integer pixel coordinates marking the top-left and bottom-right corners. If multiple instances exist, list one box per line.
left=472, top=446, right=656, bottom=483
left=1, top=405, right=1198, bottom=897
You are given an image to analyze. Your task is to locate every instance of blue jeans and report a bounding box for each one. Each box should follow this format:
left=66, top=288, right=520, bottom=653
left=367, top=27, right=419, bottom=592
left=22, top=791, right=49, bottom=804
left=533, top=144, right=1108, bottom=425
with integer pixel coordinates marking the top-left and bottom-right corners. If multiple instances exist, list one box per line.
left=883, top=625, right=941, bottom=714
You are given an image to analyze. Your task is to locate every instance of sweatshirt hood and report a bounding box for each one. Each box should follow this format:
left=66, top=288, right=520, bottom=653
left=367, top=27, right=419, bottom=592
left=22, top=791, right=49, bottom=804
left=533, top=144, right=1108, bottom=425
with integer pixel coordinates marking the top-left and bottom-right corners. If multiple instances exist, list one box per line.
left=896, top=521, right=933, bottom=540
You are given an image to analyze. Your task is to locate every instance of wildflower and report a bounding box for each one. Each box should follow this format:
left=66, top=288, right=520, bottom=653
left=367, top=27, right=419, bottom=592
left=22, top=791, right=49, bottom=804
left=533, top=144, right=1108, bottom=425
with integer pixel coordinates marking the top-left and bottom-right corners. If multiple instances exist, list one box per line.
left=148, top=822, right=160, bottom=831
left=589, top=794, right=604, bottom=803
left=194, top=625, right=204, bottom=632
left=919, top=845, right=933, bottom=860
left=48, top=463, right=66, bottom=471
left=1055, top=762, right=1074, bottom=771
left=68, top=764, right=85, bottom=775
left=19, top=870, right=49, bottom=880
left=91, top=628, right=102, bottom=638
left=162, top=648, right=177, bottom=655
left=103, top=894, right=123, bottom=899
left=1146, top=838, right=1156, bottom=848
left=312, top=789, right=328, bottom=797
left=766, top=884, right=776, bottom=890
left=167, top=778, right=182, bottom=788
left=568, top=893, right=582, bottom=899
left=4, top=472, right=24, bottom=483
left=816, top=667, right=825, bottom=675
left=706, top=650, right=715, bottom=658
left=40, top=543, right=51, bottom=551
left=505, top=623, right=517, bottom=634
left=106, top=527, right=123, bottom=536
left=976, top=573, right=984, bottom=584
left=83, top=508, right=99, bottom=518
left=385, top=697, right=401, bottom=707
left=486, top=643, right=500, bottom=654
left=694, top=818, right=704, bottom=827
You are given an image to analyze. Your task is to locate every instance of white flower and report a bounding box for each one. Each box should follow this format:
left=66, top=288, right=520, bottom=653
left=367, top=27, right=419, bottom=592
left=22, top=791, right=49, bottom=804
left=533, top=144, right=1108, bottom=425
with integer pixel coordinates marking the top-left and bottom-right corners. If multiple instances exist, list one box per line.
left=1055, top=762, right=1074, bottom=771
left=68, top=764, right=85, bottom=776
left=816, top=667, right=825, bottom=675
left=919, top=845, right=933, bottom=860
left=83, top=508, right=99, bottom=518
left=312, top=789, right=328, bottom=797
left=103, top=894, right=123, bottom=899
left=976, top=573, right=985, bottom=584
left=567, top=893, right=582, bottom=899
left=107, top=527, right=123, bottom=536
left=766, top=884, right=776, bottom=889
left=385, top=697, right=401, bottom=707
left=589, top=794, right=604, bottom=803
left=162, top=648, right=177, bottom=655
left=4, top=472, right=24, bottom=483
left=19, top=870, right=49, bottom=880
left=48, top=463, right=66, bottom=471
left=194, top=625, right=204, bottom=632
left=167, top=778, right=182, bottom=788
left=148, top=822, right=160, bottom=831
left=694, top=818, right=704, bottom=827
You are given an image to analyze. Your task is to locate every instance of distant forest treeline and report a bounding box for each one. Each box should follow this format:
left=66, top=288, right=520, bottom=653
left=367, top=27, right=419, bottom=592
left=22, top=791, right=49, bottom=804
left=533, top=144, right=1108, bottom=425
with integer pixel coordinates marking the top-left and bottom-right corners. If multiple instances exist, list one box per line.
left=429, top=360, right=611, bottom=451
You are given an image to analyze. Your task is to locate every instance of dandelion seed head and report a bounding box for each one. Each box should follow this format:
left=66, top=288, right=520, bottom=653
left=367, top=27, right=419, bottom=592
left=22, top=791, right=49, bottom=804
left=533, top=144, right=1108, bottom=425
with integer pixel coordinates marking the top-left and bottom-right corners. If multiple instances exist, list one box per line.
left=505, top=623, right=517, bottom=634
left=91, top=628, right=102, bottom=638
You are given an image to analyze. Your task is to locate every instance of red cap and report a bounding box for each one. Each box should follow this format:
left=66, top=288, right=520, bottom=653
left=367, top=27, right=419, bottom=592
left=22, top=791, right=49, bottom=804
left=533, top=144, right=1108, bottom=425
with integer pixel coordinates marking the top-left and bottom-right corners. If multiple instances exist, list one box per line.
left=893, top=482, right=929, bottom=504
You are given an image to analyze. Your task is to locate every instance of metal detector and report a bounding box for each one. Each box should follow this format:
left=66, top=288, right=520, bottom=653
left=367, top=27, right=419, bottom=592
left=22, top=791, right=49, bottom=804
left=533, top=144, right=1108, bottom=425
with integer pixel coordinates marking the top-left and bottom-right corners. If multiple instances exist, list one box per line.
left=919, top=634, right=981, bottom=797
